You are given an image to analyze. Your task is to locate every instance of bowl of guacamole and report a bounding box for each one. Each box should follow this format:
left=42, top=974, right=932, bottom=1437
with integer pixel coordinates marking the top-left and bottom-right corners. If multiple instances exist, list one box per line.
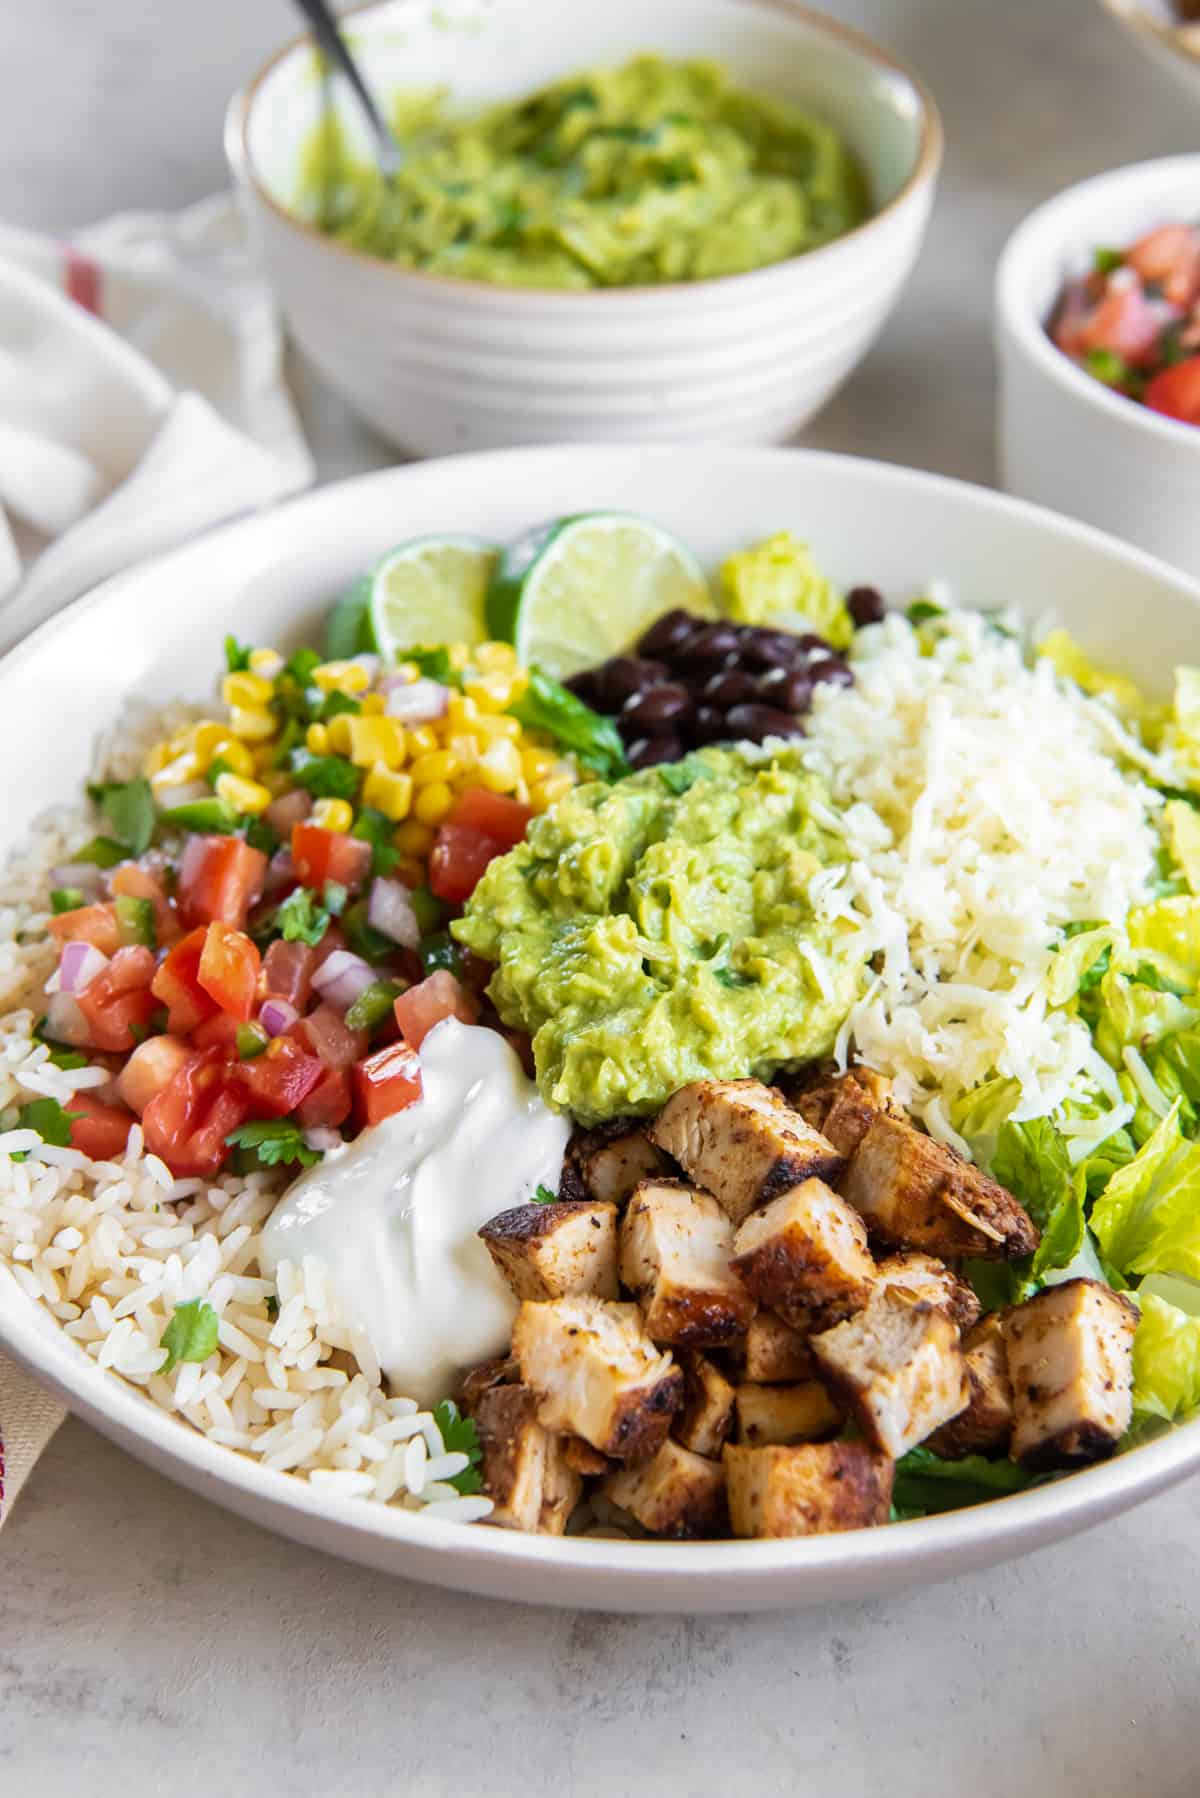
left=229, top=0, right=941, bottom=453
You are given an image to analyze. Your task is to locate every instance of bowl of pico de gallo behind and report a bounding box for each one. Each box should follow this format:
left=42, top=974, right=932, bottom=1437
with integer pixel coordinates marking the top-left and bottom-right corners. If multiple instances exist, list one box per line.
left=996, top=155, right=1200, bottom=582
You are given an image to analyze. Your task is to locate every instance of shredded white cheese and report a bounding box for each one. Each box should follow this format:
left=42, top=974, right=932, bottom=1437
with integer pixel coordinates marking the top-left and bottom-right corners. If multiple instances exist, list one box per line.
left=800, top=609, right=1162, bottom=1138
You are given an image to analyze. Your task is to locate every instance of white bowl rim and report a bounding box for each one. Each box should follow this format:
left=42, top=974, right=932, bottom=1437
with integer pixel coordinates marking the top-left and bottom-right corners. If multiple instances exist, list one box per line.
left=225, top=0, right=944, bottom=307
left=4, top=441, right=1200, bottom=1600
left=995, top=151, right=1200, bottom=454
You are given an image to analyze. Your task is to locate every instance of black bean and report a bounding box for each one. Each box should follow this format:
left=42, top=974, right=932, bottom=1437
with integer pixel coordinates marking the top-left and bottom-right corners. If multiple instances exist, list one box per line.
left=847, top=585, right=885, bottom=628
left=684, top=706, right=730, bottom=747
left=758, top=667, right=814, bottom=712
left=674, top=623, right=742, bottom=667
left=627, top=733, right=685, bottom=769
left=738, top=629, right=801, bottom=671
left=798, top=633, right=830, bottom=653
left=723, top=702, right=803, bottom=743
left=622, top=682, right=692, bottom=734
left=701, top=669, right=759, bottom=710
left=564, top=669, right=603, bottom=705
left=596, top=655, right=669, bottom=708
left=637, top=609, right=700, bottom=658
left=808, top=657, right=854, bottom=689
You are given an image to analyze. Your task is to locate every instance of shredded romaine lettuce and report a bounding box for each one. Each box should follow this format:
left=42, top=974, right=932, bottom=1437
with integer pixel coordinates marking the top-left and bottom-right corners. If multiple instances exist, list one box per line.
left=1131, top=1279, right=1200, bottom=1422
left=1090, top=1101, right=1200, bottom=1282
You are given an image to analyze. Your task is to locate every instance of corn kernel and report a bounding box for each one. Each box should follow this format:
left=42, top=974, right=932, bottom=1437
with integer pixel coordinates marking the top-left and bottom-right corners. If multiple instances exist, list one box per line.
left=327, top=715, right=354, bottom=755
left=346, top=715, right=406, bottom=770
left=514, top=778, right=531, bottom=806
left=395, top=856, right=426, bottom=888
left=531, top=772, right=575, bottom=810
left=312, top=659, right=369, bottom=695
left=150, top=751, right=201, bottom=796
left=463, top=671, right=515, bottom=713
left=311, top=797, right=355, bottom=833
left=475, top=739, right=522, bottom=794
left=192, top=720, right=232, bottom=763
left=215, top=771, right=272, bottom=815
left=144, top=741, right=172, bottom=776
left=306, top=722, right=330, bottom=755
left=217, top=739, right=256, bottom=777
left=520, top=746, right=557, bottom=782
left=229, top=705, right=276, bottom=742
left=448, top=644, right=471, bottom=673
left=394, top=818, right=435, bottom=857
left=472, top=712, right=522, bottom=743
left=407, top=725, right=438, bottom=756
left=446, top=694, right=480, bottom=730
left=222, top=671, right=274, bottom=709
left=410, top=749, right=460, bottom=786
left=362, top=765, right=413, bottom=822
left=360, top=692, right=385, bottom=716
left=447, top=734, right=479, bottom=773
left=413, top=780, right=455, bottom=825
left=248, top=647, right=284, bottom=679
left=475, top=641, right=518, bottom=673
left=252, top=743, right=278, bottom=774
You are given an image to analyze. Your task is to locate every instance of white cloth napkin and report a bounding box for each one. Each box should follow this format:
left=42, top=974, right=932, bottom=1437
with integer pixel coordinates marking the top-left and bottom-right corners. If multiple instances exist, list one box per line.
left=0, top=195, right=315, bottom=1519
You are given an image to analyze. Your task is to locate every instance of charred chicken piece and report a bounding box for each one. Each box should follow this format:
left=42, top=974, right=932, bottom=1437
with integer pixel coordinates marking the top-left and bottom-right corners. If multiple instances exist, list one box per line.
left=740, top=1311, right=817, bottom=1384
left=649, top=1079, right=844, bottom=1226
left=479, top=1201, right=619, bottom=1303
left=575, top=1123, right=673, bottom=1207
left=673, top=1351, right=737, bottom=1458
left=810, top=1288, right=969, bottom=1459
left=511, top=1295, right=683, bottom=1463
left=791, top=1066, right=899, bottom=1158
left=733, top=1380, right=842, bottom=1447
left=619, top=1179, right=755, bottom=1348
left=473, top=1383, right=582, bottom=1535
left=730, top=1177, right=877, bottom=1331
left=926, top=1313, right=1013, bottom=1458
left=841, top=1113, right=1040, bottom=1261
left=724, top=1440, right=893, bottom=1538
left=1005, top=1278, right=1138, bottom=1470
left=603, top=1438, right=728, bottom=1538
left=873, top=1250, right=981, bottom=1332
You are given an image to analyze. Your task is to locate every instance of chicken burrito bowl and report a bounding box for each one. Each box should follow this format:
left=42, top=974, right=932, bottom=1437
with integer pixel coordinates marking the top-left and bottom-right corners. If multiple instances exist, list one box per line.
left=5, top=508, right=1200, bottom=1547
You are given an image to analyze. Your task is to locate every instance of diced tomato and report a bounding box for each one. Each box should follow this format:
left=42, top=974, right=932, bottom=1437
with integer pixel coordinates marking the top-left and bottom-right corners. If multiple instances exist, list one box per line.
left=447, top=787, right=534, bottom=851
left=428, top=824, right=506, bottom=904
left=291, top=823, right=372, bottom=892
left=75, top=947, right=160, bottom=1052
left=236, top=1034, right=323, bottom=1118
left=260, top=938, right=315, bottom=1008
left=1078, top=282, right=1167, bottom=370
left=188, top=1012, right=242, bottom=1052
left=47, top=903, right=120, bottom=956
left=353, top=1041, right=423, bottom=1126
left=151, top=926, right=219, bottom=1035
left=110, top=862, right=182, bottom=946
left=66, top=1091, right=136, bottom=1160
left=142, top=1046, right=251, bottom=1176
left=1145, top=356, right=1200, bottom=426
left=116, top=1034, right=192, bottom=1115
left=177, top=834, right=267, bottom=930
left=295, top=1065, right=352, bottom=1130
left=393, top=970, right=479, bottom=1049
left=1126, top=223, right=1200, bottom=311
left=197, top=922, right=260, bottom=1020
left=311, top=924, right=348, bottom=972
left=264, top=788, right=312, bottom=837
left=106, top=945, right=156, bottom=993
left=290, top=1002, right=369, bottom=1071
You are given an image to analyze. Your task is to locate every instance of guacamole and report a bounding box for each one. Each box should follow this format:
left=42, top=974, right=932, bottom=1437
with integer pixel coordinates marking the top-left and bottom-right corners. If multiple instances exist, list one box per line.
left=453, top=747, right=867, bottom=1124
left=300, top=55, right=869, bottom=289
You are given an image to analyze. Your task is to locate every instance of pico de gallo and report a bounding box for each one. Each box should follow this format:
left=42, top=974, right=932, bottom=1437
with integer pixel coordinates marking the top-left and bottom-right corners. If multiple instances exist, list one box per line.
left=35, top=634, right=616, bottom=1179
left=1049, top=219, right=1200, bottom=424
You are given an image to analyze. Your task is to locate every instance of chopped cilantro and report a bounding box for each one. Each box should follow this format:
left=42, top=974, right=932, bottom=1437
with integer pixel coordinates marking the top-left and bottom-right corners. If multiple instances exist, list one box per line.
left=207, top=755, right=235, bottom=786
left=159, top=1298, right=220, bottom=1374
left=282, top=647, right=322, bottom=688
left=658, top=763, right=695, bottom=795
left=409, top=646, right=455, bottom=684
left=714, top=965, right=755, bottom=989
left=88, top=777, right=156, bottom=856
left=32, top=1020, right=88, bottom=1069
left=243, top=815, right=280, bottom=856
left=288, top=750, right=361, bottom=801
left=72, top=836, right=128, bottom=869
left=224, top=635, right=253, bottom=672
left=275, top=887, right=331, bottom=946
left=510, top=667, right=628, bottom=781
left=906, top=599, right=945, bottom=626
left=317, top=689, right=361, bottom=722
left=532, top=1184, right=558, bottom=1204
left=431, top=1398, right=484, bottom=1494
left=50, top=887, right=86, bottom=914
left=224, top=1119, right=321, bottom=1168
left=18, top=1097, right=79, bottom=1147
left=265, top=1293, right=280, bottom=1322
left=352, top=807, right=400, bottom=877
left=271, top=717, right=305, bottom=767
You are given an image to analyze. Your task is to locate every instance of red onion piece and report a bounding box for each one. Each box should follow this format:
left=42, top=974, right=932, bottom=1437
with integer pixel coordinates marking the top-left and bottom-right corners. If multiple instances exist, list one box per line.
left=384, top=678, right=449, bottom=722
left=165, top=780, right=211, bottom=809
left=302, top=1126, right=342, bottom=1153
left=263, top=847, right=297, bottom=898
left=265, top=789, right=312, bottom=837
left=59, top=940, right=109, bottom=994
left=259, top=997, right=299, bottom=1038
left=311, top=950, right=376, bottom=1012
left=44, top=990, right=91, bottom=1047
left=367, top=877, right=420, bottom=949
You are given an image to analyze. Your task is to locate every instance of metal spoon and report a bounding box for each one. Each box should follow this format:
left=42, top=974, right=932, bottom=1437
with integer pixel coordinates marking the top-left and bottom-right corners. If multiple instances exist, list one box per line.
left=289, top=0, right=404, bottom=182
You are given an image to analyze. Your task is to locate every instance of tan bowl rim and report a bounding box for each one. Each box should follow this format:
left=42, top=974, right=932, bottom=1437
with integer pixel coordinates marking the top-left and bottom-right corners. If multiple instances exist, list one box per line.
left=226, top=0, right=944, bottom=306
left=1099, top=0, right=1200, bottom=64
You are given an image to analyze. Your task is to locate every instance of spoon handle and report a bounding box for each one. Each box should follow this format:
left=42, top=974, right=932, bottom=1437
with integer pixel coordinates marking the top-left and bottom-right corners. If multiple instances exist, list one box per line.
left=289, top=0, right=402, bottom=177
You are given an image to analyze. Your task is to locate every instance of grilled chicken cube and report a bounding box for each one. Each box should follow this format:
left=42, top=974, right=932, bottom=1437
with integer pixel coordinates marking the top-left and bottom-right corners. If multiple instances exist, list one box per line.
left=673, top=1352, right=737, bottom=1458
left=479, top=1201, right=619, bottom=1303
left=810, top=1289, right=969, bottom=1458
left=841, top=1114, right=1040, bottom=1261
left=603, top=1438, right=728, bottom=1538
left=649, top=1079, right=844, bottom=1226
left=734, top=1381, right=842, bottom=1447
left=576, top=1124, right=672, bottom=1207
left=563, top=1436, right=612, bottom=1477
left=740, top=1311, right=817, bottom=1383
left=874, top=1251, right=981, bottom=1332
left=1005, top=1278, right=1138, bottom=1470
left=473, top=1383, right=579, bottom=1535
left=792, top=1067, right=899, bottom=1158
left=619, top=1179, right=755, bottom=1348
left=926, top=1313, right=1013, bottom=1458
left=724, top=1440, right=893, bottom=1538
left=511, top=1295, right=683, bottom=1463
left=459, top=1354, right=520, bottom=1411
left=730, top=1177, right=877, bottom=1331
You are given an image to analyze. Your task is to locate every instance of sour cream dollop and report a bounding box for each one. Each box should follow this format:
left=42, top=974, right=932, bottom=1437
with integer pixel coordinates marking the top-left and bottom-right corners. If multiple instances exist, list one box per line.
left=260, top=1019, right=570, bottom=1403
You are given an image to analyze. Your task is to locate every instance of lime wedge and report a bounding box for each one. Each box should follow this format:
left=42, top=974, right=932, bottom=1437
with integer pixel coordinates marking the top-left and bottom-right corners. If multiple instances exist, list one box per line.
left=487, top=513, right=715, bottom=680
left=367, top=535, right=498, bottom=663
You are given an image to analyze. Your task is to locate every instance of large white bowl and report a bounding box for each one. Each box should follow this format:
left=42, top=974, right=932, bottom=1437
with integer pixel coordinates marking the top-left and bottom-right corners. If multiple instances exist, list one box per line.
left=995, top=154, right=1200, bottom=582
left=225, top=0, right=941, bottom=456
left=3, top=445, right=1200, bottom=1612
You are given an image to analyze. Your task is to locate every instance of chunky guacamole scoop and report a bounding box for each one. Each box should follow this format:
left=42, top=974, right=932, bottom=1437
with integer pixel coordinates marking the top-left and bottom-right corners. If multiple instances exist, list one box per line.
left=298, top=54, right=869, bottom=289
left=453, top=747, right=867, bottom=1123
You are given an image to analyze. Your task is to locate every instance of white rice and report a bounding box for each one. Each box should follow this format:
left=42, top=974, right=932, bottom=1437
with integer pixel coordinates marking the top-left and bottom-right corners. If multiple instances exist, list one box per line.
left=0, top=704, right=490, bottom=1524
